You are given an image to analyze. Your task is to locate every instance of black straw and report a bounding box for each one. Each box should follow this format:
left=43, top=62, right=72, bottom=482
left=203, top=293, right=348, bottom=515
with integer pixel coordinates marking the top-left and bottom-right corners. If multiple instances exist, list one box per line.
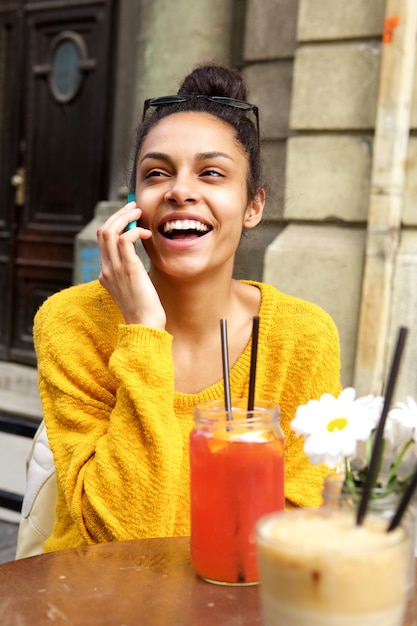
left=387, top=462, right=417, bottom=532
left=220, top=319, right=232, bottom=417
left=247, top=316, right=260, bottom=412
left=356, top=326, right=408, bottom=526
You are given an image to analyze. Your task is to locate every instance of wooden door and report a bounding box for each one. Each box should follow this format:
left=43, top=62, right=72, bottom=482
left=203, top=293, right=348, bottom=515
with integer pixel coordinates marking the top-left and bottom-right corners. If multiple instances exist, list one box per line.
left=0, top=0, right=117, bottom=365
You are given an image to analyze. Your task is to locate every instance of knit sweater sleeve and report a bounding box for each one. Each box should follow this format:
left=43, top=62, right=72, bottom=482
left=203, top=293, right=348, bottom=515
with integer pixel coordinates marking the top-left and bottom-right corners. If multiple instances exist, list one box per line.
left=34, top=283, right=183, bottom=547
left=256, top=284, right=342, bottom=509
left=281, top=312, right=342, bottom=508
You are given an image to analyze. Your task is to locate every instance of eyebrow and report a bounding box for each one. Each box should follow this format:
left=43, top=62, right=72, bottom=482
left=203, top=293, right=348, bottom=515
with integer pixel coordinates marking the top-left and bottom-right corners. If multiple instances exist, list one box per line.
left=196, top=151, right=233, bottom=162
left=140, top=151, right=233, bottom=164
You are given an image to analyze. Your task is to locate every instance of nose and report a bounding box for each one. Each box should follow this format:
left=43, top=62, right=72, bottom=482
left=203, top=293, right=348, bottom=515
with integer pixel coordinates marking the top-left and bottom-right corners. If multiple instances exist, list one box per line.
left=164, top=171, right=200, bottom=206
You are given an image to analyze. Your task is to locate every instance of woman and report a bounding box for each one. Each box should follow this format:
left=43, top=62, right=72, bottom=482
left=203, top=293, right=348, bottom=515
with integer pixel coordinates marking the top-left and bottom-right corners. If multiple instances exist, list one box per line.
left=34, top=64, right=341, bottom=552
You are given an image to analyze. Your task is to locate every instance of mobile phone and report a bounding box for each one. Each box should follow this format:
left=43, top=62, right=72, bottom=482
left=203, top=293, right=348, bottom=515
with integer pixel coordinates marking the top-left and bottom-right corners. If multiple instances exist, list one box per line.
left=124, top=192, right=137, bottom=232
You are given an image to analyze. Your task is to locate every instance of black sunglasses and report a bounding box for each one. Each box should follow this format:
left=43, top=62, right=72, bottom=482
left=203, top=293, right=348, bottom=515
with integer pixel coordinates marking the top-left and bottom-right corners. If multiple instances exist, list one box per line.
left=142, top=95, right=259, bottom=141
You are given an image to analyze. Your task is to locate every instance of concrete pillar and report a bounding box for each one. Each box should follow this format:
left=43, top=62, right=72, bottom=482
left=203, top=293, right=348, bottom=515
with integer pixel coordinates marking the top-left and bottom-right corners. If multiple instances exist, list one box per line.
left=132, top=0, right=235, bottom=110
left=264, top=225, right=366, bottom=388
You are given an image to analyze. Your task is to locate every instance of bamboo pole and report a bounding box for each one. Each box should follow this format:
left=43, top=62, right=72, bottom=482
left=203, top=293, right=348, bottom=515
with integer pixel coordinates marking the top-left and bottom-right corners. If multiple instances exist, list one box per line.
left=353, top=0, right=417, bottom=395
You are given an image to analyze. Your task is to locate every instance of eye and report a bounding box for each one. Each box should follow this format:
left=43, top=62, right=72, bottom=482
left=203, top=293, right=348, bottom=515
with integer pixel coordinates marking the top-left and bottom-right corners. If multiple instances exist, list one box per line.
left=201, top=169, right=223, bottom=178
left=144, top=169, right=169, bottom=179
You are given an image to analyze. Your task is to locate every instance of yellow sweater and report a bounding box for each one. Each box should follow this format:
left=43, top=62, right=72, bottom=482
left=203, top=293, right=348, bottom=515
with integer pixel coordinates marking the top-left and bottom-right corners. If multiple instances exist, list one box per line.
left=34, top=280, right=341, bottom=552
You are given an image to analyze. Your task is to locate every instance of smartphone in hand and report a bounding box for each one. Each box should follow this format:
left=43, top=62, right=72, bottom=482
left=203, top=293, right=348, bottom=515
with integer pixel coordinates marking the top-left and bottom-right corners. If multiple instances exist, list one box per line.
left=124, top=192, right=137, bottom=232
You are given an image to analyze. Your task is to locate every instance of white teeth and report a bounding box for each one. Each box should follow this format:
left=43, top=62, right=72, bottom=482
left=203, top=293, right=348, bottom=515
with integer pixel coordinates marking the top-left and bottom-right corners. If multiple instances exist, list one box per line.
left=163, top=220, right=209, bottom=233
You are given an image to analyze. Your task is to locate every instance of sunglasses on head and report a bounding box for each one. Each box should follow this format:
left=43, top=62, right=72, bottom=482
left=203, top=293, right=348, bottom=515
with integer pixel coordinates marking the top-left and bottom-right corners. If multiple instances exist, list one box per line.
left=142, top=95, right=259, bottom=141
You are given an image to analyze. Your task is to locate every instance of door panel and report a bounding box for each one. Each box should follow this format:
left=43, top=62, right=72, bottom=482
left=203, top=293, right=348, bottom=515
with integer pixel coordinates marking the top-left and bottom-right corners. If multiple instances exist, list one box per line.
left=0, top=3, right=21, bottom=362
left=0, top=0, right=117, bottom=365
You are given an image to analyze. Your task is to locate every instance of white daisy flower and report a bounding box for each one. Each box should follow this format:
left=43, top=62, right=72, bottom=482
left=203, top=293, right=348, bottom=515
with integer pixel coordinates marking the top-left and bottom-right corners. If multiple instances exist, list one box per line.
left=386, top=396, right=417, bottom=448
left=291, top=388, right=383, bottom=469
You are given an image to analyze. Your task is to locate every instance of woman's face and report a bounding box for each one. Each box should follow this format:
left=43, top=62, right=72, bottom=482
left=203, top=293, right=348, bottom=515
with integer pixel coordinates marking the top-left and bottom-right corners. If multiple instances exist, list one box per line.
left=135, top=111, right=264, bottom=280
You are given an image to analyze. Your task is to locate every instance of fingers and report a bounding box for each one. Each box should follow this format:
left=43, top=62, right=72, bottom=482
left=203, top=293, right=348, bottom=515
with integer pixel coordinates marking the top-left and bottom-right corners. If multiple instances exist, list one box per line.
left=98, top=202, right=150, bottom=238
left=97, top=202, right=151, bottom=270
left=123, top=220, right=137, bottom=233
left=97, top=203, right=166, bottom=328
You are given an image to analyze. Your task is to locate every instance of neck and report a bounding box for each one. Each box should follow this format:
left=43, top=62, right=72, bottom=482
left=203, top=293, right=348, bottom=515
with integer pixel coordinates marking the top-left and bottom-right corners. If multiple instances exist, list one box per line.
left=150, top=266, right=241, bottom=336
left=148, top=266, right=259, bottom=394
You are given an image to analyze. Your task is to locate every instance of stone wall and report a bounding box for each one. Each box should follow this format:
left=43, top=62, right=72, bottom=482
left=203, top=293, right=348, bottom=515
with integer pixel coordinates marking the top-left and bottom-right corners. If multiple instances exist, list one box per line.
left=264, top=0, right=383, bottom=386
left=261, top=0, right=417, bottom=398
left=236, top=0, right=298, bottom=279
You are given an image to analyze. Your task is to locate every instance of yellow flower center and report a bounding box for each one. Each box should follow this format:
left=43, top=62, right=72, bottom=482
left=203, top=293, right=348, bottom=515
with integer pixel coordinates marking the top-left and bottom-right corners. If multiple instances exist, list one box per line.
left=327, top=417, right=348, bottom=432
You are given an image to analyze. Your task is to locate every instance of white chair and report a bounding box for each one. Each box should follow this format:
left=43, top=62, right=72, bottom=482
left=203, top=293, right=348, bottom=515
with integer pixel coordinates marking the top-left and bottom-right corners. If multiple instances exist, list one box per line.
left=15, top=420, right=56, bottom=559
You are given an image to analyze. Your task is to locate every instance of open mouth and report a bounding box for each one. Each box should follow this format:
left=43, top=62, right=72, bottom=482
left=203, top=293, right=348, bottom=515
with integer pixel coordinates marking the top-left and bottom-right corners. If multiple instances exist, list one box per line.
left=160, top=219, right=212, bottom=240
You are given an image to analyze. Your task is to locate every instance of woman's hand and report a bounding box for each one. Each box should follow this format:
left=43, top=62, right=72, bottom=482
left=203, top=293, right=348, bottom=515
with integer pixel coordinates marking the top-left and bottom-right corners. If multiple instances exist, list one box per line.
left=97, top=202, right=166, bottom=329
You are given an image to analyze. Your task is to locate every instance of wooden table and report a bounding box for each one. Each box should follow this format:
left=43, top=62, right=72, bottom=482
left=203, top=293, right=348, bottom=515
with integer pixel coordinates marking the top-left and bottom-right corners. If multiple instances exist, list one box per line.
left=0, top=536, right=262, bottom=626
left=1, top=537, right=416, bottom=626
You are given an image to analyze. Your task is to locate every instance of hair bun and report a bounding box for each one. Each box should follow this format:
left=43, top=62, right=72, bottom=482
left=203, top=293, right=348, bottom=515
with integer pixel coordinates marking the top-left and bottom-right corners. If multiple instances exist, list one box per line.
left=178, top=64, right=248, bottom=101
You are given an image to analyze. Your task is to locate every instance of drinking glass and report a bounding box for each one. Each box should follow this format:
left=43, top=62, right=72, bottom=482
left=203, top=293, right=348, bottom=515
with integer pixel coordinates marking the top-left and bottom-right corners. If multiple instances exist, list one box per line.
left=256, top=507, right=412, bottom=626
left=190, top=398, right=284, bottom=585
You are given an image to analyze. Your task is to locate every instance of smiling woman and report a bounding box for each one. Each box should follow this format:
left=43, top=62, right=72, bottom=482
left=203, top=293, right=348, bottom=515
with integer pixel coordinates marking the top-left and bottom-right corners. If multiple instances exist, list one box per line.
left=127, top=110, right=262, bottom=288
left=24, top=63, right=342, bottom=557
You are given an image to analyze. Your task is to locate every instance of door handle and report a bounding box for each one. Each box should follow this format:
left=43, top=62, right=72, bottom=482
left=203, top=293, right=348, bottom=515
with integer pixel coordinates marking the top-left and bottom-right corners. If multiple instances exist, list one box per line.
left=11, top=167, right=26, bottom=206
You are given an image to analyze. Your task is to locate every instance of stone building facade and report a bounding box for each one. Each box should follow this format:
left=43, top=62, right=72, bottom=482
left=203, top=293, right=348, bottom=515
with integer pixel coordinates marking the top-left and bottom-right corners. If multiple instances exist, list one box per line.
left=75, top=0, right=417, bottom=400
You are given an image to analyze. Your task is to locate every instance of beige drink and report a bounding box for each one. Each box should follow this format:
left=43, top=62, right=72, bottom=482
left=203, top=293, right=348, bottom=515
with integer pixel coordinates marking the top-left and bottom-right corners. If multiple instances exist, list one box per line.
left=256, top=508, right=411, bottom=626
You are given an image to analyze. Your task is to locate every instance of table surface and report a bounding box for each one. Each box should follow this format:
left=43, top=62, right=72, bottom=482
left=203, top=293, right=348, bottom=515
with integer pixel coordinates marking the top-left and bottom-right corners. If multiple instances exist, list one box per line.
left=0, top=536, right=262, bottom=626
left=1, top=536, right=416, bottom=626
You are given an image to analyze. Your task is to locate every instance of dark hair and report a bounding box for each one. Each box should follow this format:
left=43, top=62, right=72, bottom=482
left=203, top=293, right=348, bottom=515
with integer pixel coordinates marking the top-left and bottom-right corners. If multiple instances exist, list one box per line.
left=129, top=64, right=261, bottom=201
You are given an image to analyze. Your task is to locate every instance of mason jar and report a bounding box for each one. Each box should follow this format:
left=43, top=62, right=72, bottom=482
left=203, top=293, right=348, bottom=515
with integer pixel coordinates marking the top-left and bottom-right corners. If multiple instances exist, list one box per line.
left=190, top=398, right=284, bottom=585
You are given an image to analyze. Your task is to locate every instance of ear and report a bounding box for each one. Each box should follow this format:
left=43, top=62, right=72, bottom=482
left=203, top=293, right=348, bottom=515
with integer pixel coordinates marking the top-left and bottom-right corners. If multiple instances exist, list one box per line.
left=243, top=188, right=265, bottom=229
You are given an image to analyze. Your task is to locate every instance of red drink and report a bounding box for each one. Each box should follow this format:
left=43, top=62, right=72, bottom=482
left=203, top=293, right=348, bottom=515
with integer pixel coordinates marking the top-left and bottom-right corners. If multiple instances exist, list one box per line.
left=190, top=400, right=284, bottom=585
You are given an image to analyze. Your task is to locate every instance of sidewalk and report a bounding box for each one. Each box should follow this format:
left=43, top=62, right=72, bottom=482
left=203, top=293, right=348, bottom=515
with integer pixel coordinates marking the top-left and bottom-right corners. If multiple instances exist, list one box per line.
left=0, top=519, right=18, bottom=564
